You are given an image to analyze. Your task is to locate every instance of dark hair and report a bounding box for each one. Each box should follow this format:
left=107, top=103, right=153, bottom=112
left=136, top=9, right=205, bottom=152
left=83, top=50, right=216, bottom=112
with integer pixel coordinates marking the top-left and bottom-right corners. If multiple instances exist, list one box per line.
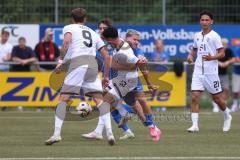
left=70, top=8, right=87, bottom=23
left=102, top=27, right=118, bottom=39
left=98, top=18, right=112, bottom=28
left=199, top=11, right=213, bottom=20
left=18, top=37, right=26, bottom=41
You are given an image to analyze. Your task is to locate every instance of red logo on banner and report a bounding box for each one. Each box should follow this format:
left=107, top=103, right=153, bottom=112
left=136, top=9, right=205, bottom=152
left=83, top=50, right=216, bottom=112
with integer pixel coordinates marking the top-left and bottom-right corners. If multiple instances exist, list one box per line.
left=231, top=38, right=240, bottom=46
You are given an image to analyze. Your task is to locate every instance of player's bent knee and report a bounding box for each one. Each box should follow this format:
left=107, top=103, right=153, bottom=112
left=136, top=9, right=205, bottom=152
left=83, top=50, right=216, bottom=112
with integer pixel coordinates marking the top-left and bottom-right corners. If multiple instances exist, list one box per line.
left=59, top=94, right=70, bottom=102
left=192, top=95, right=199, bottom=104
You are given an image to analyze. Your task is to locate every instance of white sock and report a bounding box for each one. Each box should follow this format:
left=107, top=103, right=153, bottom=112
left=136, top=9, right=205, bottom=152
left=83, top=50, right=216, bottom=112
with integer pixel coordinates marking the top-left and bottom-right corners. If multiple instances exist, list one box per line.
left=98, top=102, right=113, bottom=136
left=223, top=107, right=231, bottom=119
left=147, top=124, right=155, bottom=128
left=101, top=112, right=112, bottom=135
left=115, top=104, right=128, bottom=117
left=94, top=116, right=104, bottom=135
left=54, top=116, right=63, bottom=137
left=212, top=101, right=219, bottom=108
left=191, top=112, right=198, bottom=127
left=125, top=129, right=132, bottom=134
left=53, top=102, right=67, bottom=137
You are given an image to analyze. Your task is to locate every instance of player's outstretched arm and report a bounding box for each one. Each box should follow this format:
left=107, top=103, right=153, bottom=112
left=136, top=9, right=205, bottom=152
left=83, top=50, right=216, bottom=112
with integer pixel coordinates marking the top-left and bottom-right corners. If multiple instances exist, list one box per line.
left=137, top=60, right=156, bottom=92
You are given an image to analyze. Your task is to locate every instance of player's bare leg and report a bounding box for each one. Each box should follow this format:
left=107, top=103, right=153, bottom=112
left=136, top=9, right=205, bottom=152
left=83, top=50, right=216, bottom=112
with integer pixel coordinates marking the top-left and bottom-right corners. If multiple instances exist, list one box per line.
left=136, top=92, right=152, bottom=115
left=187, top=91, right=201, bottom=133
left=45, top=94, right=71, bottom=145
left=131, top=101, right=146, bottom=122
left=136, top=92, right=161, bottom=141
left=212, top=92, right=232, bottom=132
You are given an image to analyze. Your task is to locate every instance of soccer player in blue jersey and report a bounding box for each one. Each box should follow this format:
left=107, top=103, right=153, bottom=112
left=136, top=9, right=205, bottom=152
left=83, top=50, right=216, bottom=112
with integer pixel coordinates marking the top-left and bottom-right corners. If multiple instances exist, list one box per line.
left=124, top=29, right=161, bottom=141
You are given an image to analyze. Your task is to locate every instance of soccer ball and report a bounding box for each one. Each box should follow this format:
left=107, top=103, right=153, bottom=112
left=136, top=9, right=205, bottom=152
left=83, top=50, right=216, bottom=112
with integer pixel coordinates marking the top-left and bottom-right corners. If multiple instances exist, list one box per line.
left=76, top=102, right=92, bottom=118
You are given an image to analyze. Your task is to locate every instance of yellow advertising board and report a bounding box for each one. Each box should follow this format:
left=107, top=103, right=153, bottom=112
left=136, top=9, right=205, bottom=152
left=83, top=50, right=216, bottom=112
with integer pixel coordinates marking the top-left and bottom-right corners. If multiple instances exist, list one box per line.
left=0, top=72, right=186, bottom=107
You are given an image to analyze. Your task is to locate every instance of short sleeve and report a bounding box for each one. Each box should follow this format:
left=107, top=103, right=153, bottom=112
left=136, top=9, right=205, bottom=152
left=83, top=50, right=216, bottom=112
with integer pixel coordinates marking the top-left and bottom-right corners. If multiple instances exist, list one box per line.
left=96, top=34, right=105, bottom=50
left=63, top=25, right=72, bottom=35
left=214, top=34, right=223, bottom=50
left=11, top=46, right=17, bottom=57
left=193, top=34, right=197, bottom=49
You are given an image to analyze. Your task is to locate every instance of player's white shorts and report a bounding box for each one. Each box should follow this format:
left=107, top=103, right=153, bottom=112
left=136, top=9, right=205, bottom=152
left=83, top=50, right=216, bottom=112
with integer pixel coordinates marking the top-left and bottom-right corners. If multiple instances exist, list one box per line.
left=60, top=66, right=102, bottom=95
left=232, top=73, right=240, bottom=93
left=191, top=74, right=222, bottom=94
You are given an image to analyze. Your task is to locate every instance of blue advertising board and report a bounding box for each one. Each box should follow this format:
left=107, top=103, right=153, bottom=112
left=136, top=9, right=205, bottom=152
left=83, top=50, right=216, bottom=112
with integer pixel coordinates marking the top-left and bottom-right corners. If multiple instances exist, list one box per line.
left=40, top=24, right=240, bottom=58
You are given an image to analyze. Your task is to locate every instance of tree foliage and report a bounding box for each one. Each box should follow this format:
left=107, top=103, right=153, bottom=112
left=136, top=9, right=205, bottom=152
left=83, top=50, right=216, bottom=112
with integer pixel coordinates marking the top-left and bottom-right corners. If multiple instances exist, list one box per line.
left=0, top=0, right=239, bottom=24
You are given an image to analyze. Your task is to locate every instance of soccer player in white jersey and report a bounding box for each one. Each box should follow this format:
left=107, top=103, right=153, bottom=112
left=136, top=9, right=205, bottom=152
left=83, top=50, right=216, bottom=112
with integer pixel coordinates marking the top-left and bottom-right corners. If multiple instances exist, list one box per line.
left=187, top=11, right=232, bottom=132
left=45, top=8, right=115, bottom=145
left=83, top=27, right=161, bottom=141
left=102, top=27, right=147, bottom=124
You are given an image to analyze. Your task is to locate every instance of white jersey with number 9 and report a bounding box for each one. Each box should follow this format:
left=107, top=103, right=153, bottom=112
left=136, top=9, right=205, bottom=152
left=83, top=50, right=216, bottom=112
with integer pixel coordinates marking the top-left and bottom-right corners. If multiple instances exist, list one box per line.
left=62, top=24, right=105, bottom=61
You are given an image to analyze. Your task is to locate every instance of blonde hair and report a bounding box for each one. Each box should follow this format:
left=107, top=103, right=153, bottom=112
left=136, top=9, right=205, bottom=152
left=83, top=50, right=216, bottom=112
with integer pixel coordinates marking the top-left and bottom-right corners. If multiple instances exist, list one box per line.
left=221, top=38, right=229, bottom=44
left=126, top=29, right=141, bottom=38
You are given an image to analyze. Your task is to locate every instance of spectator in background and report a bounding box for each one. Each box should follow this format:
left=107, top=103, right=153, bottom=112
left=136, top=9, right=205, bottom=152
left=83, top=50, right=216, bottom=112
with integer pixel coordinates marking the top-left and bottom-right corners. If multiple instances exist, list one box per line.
left=34, top=28, right=60, bottom=112
left=0, top=30, right=12, bottom=71
left=212, top=38, right=235, bottom=112
left=151, top=39, right=170, bottom=62
left=11, top=37, right=38, bottom=112
left=11, top=37, right=37, bottom=72
left=150, top=39, right=171, bottom=112
left=0, top=30, right=13, bottom=112
left=230, top=44, right=240, bottom=112
left=34, top=28, right=60, bottom=71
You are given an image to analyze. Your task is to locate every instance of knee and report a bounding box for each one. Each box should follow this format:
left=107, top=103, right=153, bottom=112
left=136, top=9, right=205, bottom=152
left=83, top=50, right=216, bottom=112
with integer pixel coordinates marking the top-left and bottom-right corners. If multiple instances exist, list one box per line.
left=94, top=98, right=103, bottom=106
left=213, top=96, right=225, bottom=105
left=60, top=94, right=70, bottom=102
left=192, top=94, right=199, bottom=104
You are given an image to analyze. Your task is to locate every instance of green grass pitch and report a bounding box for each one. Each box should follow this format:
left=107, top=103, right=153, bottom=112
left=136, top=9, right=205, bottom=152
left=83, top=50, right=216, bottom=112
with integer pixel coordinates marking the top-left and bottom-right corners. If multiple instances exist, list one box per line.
left=0, top=110, right=239, bottom=159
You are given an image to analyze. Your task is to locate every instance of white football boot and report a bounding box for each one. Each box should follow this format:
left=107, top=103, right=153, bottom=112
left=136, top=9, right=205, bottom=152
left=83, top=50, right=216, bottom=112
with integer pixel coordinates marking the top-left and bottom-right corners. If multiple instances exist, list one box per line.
left=81, top=131, right=103, bottom=140
left=187, top=125, right=199, bottom=133
left=223, top=115, right=232, bottom=132
left=119, top=130, right=135, bottom=140
left=45, top=135, right=62, bottom=145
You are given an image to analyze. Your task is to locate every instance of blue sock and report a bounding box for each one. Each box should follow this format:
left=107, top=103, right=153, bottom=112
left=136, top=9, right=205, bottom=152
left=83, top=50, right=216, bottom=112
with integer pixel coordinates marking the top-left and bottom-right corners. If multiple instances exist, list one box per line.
left=143, top=114, right=155, bottom=126
left=111, top=109, right=129, bottom=132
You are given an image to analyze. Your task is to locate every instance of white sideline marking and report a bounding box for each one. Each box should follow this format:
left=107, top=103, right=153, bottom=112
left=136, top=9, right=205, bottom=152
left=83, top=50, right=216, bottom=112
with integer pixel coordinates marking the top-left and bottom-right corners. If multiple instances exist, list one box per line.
left=1, top=157, right=240, bottom=160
